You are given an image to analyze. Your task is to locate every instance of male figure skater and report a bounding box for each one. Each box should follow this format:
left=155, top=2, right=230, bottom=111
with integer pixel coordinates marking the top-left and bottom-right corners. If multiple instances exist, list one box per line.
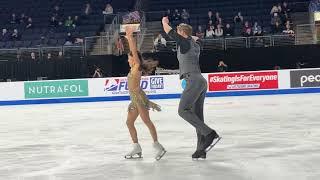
left=162, top=16, right=221, bottom=159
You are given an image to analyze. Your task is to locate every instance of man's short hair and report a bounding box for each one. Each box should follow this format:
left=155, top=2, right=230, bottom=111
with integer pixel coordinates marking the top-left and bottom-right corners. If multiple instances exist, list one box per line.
left=177, top=23, right=193, bottom=36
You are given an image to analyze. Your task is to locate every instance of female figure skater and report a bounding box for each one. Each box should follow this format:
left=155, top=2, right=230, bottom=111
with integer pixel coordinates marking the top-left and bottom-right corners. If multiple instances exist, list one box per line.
left=124, top=26, right=166, bottom=161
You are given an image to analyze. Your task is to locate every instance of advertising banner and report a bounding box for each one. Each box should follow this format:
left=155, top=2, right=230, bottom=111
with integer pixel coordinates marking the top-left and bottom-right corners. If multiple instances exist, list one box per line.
left=290, top=69, right=320, bottom=88
left=208, top=71, right=279, bottom=91
left=24, top=80, right=89, bottom=99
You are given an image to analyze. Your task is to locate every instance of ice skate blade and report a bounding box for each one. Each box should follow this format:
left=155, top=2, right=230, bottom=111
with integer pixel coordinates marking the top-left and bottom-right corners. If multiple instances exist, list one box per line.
left=155, top=150, right=167, bottom=161
left=124, top=153, right=143, bottom=159
left=192, top=157, right=206, bottom=161
left=205, top=137, right=221, bottom=153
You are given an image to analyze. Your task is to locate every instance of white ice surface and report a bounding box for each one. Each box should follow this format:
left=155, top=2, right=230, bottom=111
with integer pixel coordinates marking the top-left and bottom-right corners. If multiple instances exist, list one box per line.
left=0, top=94, right=320, bottom=180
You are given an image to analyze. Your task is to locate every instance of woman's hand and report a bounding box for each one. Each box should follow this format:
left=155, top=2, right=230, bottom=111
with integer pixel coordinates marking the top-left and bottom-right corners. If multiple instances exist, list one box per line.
left=125, top=26, right=135, bottom=38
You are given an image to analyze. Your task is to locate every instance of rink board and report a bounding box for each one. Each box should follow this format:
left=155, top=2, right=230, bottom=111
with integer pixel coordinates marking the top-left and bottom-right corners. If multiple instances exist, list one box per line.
left=0, top=68, right=320, bottom=106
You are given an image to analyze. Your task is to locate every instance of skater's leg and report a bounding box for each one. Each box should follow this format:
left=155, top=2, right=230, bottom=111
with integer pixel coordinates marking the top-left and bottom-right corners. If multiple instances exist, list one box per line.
left=178, top=76, right=212, bottom=136
left=194, top=90, right=206, bottom=150
left=137, top=105, right=166, bottom=160
left=126, top=108, right=139, bottom=143
left=136, top=105, right=158, bottom=142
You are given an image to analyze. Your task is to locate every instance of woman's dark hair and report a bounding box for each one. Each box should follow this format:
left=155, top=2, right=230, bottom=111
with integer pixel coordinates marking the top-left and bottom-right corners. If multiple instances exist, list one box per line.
left=129, top=51, right=159, bottom=75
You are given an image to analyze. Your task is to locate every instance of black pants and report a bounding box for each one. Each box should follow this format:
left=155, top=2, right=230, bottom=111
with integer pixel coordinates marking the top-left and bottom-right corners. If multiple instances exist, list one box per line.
left=178, top=73, right=213, bottom=150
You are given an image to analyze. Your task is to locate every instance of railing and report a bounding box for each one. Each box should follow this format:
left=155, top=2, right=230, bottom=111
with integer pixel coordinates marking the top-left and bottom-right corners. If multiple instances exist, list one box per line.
left=84, top=35, right=114, bottom=55
left=150, top=34, right=296, bottom=53
left=0, top=45, right=84, bottom=61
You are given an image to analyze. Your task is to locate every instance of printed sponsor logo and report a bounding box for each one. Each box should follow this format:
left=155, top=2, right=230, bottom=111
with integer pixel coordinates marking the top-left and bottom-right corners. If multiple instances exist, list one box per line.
left=104, top=76, right=164, bottom=95
left=208, top=71, right=279, bottom=91
left=24, top=80, right=88, bottom=99
left=290, top=69, right=320, bottom=88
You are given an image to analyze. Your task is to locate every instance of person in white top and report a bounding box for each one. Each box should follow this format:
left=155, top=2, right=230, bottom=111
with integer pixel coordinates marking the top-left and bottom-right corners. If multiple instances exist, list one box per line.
left=205, top=26, right=215, bottom=38
left=154, top=33, right=167, bottom=51
left=215, top=24, right=224, bottom=37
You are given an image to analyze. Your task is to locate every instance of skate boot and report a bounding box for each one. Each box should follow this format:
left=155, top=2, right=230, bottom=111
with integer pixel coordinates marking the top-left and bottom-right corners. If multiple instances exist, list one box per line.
left=153, top=142, right=166, bottom=161
left=202, top=130, right=221, bottom=153
left=125, top=143, right=142, bottom=159
left=192, top=150, right=206, bottom=160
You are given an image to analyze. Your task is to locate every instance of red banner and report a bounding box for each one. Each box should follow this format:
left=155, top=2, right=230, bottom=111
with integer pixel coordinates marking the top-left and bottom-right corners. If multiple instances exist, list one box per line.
left=208, top=71, right=279, bottom=91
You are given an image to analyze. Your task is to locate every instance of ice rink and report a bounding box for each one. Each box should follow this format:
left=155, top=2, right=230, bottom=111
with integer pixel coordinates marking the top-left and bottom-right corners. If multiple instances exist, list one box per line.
left=0, top=93, right=320, bottom=180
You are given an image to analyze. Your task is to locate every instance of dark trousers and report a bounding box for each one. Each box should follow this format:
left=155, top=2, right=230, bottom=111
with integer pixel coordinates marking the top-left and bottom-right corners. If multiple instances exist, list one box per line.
left=178, top=73, right=213, bottom=150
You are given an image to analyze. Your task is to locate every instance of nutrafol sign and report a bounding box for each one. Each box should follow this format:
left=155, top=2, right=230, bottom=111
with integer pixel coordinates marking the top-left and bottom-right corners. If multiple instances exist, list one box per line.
left=24, top=80, right=89, bottom=99
left=290, top=69, right=320, bottom=88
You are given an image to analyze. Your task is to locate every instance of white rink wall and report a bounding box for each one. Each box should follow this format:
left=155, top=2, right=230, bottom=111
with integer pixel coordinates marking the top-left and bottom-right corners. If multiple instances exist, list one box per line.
left=1, top=68, right=320, bottom=106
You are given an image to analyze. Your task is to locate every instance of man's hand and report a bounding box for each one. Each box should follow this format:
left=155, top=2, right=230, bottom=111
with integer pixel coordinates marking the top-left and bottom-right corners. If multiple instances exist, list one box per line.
left=162, top=16, right=169, bottom=24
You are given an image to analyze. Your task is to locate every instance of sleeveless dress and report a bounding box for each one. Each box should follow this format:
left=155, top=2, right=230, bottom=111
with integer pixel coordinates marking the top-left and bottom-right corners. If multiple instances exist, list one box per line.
left=127, top=71, right=161, bottom=112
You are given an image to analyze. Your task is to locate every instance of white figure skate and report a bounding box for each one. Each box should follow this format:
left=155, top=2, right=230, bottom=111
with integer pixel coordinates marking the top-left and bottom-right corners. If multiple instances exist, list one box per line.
left=153, top=142, right=166, bottom=161
left=125, top=143, right=142, bottom=159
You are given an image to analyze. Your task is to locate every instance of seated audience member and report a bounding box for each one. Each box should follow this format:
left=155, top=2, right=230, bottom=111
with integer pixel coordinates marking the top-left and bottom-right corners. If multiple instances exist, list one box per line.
left=205, top=25, right=215, bottom=38
left=215, top=24, right=224, bottom=38
left=224, top=24, right=234, bottom=37
left=195, top=25, right=205, bottom=39
left=217, top=60, right=228, bottom=72
left=154, top=33, right=167, bottom=50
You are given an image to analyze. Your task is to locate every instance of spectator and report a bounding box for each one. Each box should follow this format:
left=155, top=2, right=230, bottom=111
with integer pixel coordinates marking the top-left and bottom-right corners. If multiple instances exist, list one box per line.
left=93, top=67, right=103, bottom=78
left=10, top=13, right=18, bottom=24
left=26, top=17, right=33, bottom=29
left=20, top=13, right=28, bottom=24
left=31, top=52, right=36, bottom=60
left=215, top=24, right=224, bottom=38
left=242, top=21, right=251, bottom=35
left=207, top=10, right=214, bottom=24
left=58, top=51, right=63, bottom=59
left=73, top=16, right=80, bottom=27
left=270, top=5, right=280, bottom=16
left=47, top=53, right=52, bottom=60
left=207, top=19, right=214, bottom=29
left=271, top=13, right=282, bottom=26
left=11, top=29, right=21, bottom=40
left=253, top=22, right=263, bottom=36
left=244, top=28, right=253, bottom=37
left=234, top=12, right=244, bottom=23
left=272, top=21, right=283, bottom=34
left=165, top=9, right=173, bottom=21
left=217, top=60, right=228, bottom=72
left=224, top=23, right=233, bottom=37
left=65, top=33, right=74, bottom=45
left=181, top=9, right=190, bottom=24
left=205, top=25, right=215, bottom=38
left=195, top=25, right=205, bottom=39
left=65, top=16, right=73, bottom=27
left=172, top=9, right=181, bottom=26
left=1, top=29, right=10, bottom=42
left=154, top=33, right=167, bottom=50
left=83, top=3, right=92, bottom=16
left=116, top=36, right=124, bottom=55
left=296, top=61, right=307, bottom=69
left=53, top=5, right=62, bottom=17
left=103, top=3, right=113, bottom=15
left=234, top=12, right=243, bottom=36
left=283, top=23, right=294, bottom=35
left=49, top=16, right=58, bottom=27
left=215, top=12, right=221, bottom=24
left=216, top=17, right=223, bottom=27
